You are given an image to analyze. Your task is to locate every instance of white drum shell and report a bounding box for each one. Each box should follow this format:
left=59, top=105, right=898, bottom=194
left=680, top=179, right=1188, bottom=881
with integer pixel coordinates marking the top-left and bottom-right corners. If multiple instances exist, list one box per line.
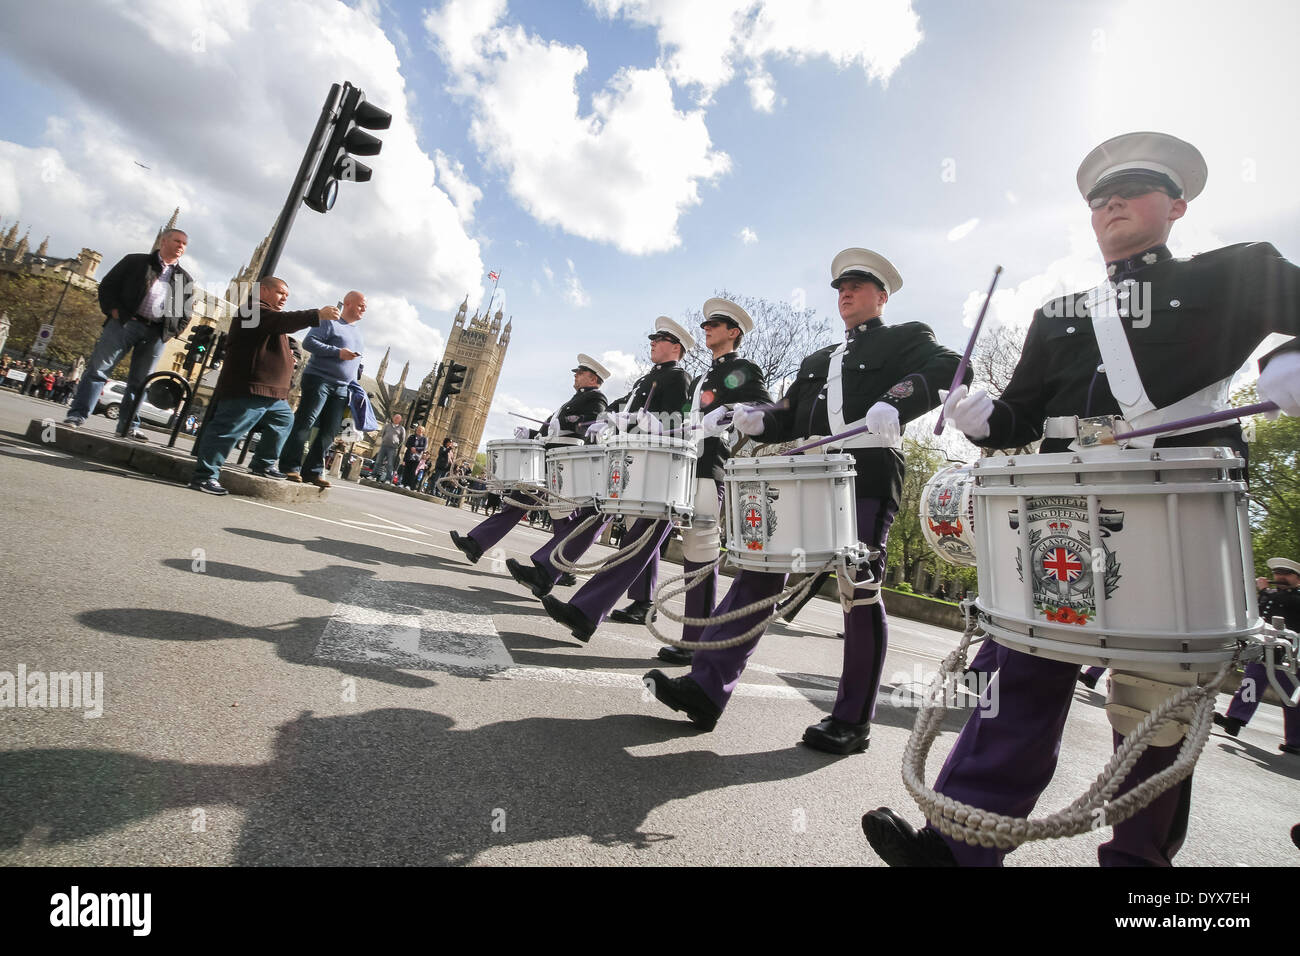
left=485, top=439, right=547, bottom=492
left=597, top=434, right=697, bottom=520
left=545, top=445, right=605, bottom=505
left=971, top=446, right=1260, bottom=670
left=724, top=454, right=858, bottom=573
left=920, top=464, right=978, bottom=567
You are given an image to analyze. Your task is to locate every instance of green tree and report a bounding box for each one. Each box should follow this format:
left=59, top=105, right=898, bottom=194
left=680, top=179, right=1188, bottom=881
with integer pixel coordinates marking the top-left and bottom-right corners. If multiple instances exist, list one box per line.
left=0, top=272, right=104, bottom=366
left=1241, top=383, right=1300, bottom=572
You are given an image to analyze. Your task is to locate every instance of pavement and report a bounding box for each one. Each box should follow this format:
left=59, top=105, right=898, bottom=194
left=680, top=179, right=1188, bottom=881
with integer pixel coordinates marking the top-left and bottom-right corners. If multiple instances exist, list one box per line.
left=1, top=387, right=1297, bottom=867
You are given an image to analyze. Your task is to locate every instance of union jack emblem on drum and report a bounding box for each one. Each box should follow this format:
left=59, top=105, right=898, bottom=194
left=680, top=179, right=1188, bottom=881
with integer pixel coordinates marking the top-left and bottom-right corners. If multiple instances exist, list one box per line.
left=737, top=481, right=777, bottom=551
left=1010, top=496, right=1124, bottom=626
left=607, top=453, right=632, bottom=498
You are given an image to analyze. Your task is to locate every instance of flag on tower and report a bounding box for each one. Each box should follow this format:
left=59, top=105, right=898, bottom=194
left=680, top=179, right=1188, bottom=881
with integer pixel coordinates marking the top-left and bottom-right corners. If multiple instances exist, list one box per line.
left=488, top=271, right=499, bottom=282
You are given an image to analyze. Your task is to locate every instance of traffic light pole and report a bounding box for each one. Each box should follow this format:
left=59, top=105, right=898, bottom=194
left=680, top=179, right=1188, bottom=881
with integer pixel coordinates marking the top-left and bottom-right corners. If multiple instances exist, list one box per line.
left=258, top=83, right=344, bottom=282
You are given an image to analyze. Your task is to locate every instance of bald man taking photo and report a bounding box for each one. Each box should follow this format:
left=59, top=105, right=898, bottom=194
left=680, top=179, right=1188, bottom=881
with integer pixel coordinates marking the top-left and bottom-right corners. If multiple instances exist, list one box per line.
left=280, top=290, right=367, bottom=488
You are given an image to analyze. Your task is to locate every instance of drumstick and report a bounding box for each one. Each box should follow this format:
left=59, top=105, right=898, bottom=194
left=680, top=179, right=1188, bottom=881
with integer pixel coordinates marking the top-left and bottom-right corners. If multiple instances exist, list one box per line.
left=786, top=423, right=875, bottom=455
left=1111, top=400, right=1279, bottom=443
left=509, top=411, right=547, bottom=424
left=935, top=265, right=1003, bottom=436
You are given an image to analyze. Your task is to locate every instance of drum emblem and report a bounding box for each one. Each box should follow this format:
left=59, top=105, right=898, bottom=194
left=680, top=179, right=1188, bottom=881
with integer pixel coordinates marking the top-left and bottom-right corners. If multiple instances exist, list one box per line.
left=926, top=478, right=972, bottom=561
left=607, top=453, right=632, bottom=498
left=737, top=482, right=777, bottom=551
left=1010, top=497, right=1124, bottom=626
left=551, top=463, right=565, bottom=493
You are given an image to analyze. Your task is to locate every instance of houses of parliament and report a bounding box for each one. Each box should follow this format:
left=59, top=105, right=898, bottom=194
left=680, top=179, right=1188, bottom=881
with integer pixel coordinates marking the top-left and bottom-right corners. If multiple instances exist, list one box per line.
left=0, top=209, right=510, bottom=459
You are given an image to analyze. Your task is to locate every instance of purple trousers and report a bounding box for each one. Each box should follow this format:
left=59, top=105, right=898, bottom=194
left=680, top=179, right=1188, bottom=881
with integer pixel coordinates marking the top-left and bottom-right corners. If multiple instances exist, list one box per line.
left=1226, top=661, right=1300, bottom=746
left=689, top=496, right=896, bottom=724
left=928, top=641, right=1191, bottom=866
left=570, top=518, right=672, bottom=625
left=529, top=508, right=612, bottom=586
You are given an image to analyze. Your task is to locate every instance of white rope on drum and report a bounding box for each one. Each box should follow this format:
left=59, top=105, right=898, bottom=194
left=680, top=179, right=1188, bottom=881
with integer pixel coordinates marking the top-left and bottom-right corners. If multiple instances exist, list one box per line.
left=900, top=600, right=1235, bottom=850
left=645, top=556, right=839, bottom=651
left=549, top=513, right=661, bottom=575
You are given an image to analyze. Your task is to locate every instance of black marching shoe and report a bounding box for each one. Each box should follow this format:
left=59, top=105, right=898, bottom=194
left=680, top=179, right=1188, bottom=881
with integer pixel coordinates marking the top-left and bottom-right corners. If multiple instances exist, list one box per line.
left=555, top=572, right=578, bottom=588
left=1076, top=670, right=1099, bottom=690
left=609, top=600, right=657, bottom=625
left=1279, top=743, right=1300, bottom=756
left=189, top=478, right=229, bottom=496
left=861, top=808, right=958, bottom=867
left=1212, top=711, right=1243, bottom=738
left=450, top=530, right=483, bottom=564
left=540, top=594, right=597, bottom=642
left=506, top=558, right=553, bottom=597
left=802, top=716, right=870, bottom=754
left=642, top=669, right=720, bottom=731
left=656, top=644, right=693, bottom=666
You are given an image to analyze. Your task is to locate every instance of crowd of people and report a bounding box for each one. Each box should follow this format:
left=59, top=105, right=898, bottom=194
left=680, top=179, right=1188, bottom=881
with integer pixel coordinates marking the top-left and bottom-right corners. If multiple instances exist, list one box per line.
left=1, top=356, right=79, bottom=404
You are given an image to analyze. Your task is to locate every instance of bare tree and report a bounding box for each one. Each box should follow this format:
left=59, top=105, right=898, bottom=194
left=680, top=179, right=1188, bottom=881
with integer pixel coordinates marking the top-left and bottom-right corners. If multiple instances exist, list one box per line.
left=968, top=321, right=1039, bottom=456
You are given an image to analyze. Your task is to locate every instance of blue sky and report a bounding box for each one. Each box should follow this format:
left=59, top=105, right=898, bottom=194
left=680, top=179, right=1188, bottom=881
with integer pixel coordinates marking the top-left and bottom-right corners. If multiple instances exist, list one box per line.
left=2, top=0, right=1297, bottom=448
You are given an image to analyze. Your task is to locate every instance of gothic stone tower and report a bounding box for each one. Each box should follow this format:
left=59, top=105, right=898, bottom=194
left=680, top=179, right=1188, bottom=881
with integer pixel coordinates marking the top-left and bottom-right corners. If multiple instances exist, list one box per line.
left=423, top=296, right=511, bottom=458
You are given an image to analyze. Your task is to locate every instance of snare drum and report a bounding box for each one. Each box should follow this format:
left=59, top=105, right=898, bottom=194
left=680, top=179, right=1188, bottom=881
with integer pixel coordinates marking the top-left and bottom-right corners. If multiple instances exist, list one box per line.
left=545, top=444, right=605, bottom=506
left=920, top=464, right=978, bottom=567
left=971, top=446, right=1259, bottom=669
left=484, top=439, right=546, bottom=492
left=596, top=434, right=697, bottom=520
left=723, top=454, right=858, bottom=572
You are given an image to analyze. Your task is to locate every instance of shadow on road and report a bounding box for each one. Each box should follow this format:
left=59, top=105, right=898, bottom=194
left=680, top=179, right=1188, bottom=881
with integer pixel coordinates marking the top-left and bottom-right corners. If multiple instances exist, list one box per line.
left=225, top=527, right=456, bottom=572
left=0, top=708, right=826, bottom=864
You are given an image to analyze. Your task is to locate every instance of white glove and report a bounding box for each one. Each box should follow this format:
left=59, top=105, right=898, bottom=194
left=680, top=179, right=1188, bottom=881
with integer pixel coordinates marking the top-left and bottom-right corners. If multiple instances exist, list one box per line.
left=548, top=414, right=561, bottom=435
left=585, top=420, right=609, bottom=439
left=609, top=410, right=635, bottom=432
left=731, top=403, right=766, bottom=437
left=864, top=401, right=901, bottom=444
left=636, top=409, right=664, bottom=435
left=1257, top=351, right=1300, bottom=417
left=696, top=405, right=731, bottom=439
left=514, top=426, right=529, bottom=439
left=942, top=384, right=993, bottom=440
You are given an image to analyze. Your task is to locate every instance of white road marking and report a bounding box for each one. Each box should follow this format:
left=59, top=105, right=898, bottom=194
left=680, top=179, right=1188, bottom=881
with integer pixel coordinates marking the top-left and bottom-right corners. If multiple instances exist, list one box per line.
left=0, top=439, right=71, bottom=460
left=496, top=666, right=838, bottom=702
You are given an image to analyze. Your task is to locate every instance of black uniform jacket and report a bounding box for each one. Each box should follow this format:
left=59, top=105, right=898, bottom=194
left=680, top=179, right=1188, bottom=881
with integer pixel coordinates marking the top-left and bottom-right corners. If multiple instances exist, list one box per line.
left=760, top=319, right=964, bottom=505
left=983, top=242, right=1300, bottom=458
left=608, top=361, right=691, bottom=422
left=1259, top=586, right=1300, bottom=633
left=532, top=386, right=608, bottom=448
left=688, top=352, right=772, bottom=482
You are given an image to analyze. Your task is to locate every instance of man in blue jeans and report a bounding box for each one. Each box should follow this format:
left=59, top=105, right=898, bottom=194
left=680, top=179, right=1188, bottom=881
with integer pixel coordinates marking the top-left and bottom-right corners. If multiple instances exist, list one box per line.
left=189, top=277, right=339, bottom=495
left=279, top=290, right=366, bottom=489
left=64, top=229, right=194, bottom=440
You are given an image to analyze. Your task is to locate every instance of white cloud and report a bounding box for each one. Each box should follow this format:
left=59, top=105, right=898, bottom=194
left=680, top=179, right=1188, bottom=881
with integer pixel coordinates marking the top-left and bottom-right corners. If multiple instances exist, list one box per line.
left=599, top=348, right=640, bottom=398
left=563, top=275, right=590, bottom=308
left=591, top=0, right=923, bottom=106
left=433, top=149, right=483, bottom=225
left=425, top=0, right=731, bottom=254
left=738, top=226, right=758, bottom=244
left=482, top=391, right=556, bottom=447
left=0, top=0, right=484, bottom=381
left=1005, top=190, right=1019, bottom=205
left=947, top=218, right=979, bottom=242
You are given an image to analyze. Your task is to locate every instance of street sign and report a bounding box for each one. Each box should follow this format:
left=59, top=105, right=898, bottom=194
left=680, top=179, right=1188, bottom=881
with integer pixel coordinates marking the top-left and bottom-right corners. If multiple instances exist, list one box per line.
left=30, top=323, right=54, bottom=355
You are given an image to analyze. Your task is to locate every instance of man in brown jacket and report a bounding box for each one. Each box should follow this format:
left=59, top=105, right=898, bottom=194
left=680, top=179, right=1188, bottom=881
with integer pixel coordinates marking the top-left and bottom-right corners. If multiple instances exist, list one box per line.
left=189, top=277, right=339, bottom=495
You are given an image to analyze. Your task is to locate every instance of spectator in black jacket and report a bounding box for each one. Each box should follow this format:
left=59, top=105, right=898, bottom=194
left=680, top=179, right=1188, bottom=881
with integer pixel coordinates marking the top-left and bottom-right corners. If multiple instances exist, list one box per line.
left=402, top=426, right=428, bottom=488
left=64, top=229, right=194, bottom=439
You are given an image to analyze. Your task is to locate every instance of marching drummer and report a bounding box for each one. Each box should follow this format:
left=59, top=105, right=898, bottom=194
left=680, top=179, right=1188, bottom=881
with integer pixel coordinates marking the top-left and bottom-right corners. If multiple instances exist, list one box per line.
left=1213, top=557, right=1300, bottom=755
left=642, top=250, right=964, bottom=754
left=540, top=304, right=771, bottom=642
left=450, top=354, right=610, bottom=567
left=864, top=131, right=1300, bottom=866
left=519, top=317, right=692, bottom=628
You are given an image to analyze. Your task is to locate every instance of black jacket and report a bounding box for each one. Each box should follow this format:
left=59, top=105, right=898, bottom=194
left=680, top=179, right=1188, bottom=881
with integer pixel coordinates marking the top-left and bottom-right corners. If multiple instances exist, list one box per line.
left=533, top=386, right=608, bottom=448
left=689, top=352, right=771, bottom=482
left=761, top=319, right=963, bottom=505
left=608, top=361, right=692, bottom=422
left=982, top=242, right=1300, bottom=459
left=97, top=250, right=195, bottom=342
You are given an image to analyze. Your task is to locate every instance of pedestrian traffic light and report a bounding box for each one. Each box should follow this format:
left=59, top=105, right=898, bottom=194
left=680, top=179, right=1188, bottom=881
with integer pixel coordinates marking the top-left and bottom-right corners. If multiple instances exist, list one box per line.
left=211, top=331, right=229, bottom=367
left=413, top=395, right=432, bottom=423
left=304, top=83, right=392, bottom=213
left=439, top=361, right=467, bottom=407
left=183, top=324, right=216, bottom=372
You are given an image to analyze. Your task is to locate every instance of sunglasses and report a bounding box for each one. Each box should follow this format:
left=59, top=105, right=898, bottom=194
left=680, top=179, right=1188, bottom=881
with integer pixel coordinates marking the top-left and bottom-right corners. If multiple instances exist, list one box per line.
left=1087, top=181, right=1173, bottom=209
left=701, top=319, right=730, bottom=329
left=649, top=333, right=678, bottom=344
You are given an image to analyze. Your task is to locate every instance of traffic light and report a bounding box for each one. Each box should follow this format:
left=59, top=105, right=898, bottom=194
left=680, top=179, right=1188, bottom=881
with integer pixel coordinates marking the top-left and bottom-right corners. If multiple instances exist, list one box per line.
left=304, top=83, right=392, bottom=213
left=211, top=331, right=229, bottom=367
left=439, top=361, right=467, bottom=407
left=183, top=324, right=216, bottom=372
left=412, top=394, right=432, bottom=424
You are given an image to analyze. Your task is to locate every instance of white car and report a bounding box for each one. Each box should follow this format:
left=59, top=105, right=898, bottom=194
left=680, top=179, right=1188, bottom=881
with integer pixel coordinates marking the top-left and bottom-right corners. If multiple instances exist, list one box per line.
left=95, top=380, right=177, bottom=427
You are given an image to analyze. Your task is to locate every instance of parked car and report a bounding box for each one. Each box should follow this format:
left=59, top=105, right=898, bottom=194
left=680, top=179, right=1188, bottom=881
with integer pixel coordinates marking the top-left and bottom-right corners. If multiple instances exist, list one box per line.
left=95, top=380, right=176, bottom=427
left=360, top=457, right=377, bottom=479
